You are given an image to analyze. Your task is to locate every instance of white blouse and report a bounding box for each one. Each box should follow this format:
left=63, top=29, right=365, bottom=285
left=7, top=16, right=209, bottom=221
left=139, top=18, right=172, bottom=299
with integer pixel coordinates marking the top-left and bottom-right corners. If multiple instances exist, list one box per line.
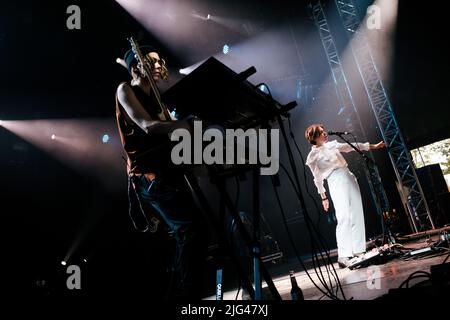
left=305, top=140, right=370, bottom=194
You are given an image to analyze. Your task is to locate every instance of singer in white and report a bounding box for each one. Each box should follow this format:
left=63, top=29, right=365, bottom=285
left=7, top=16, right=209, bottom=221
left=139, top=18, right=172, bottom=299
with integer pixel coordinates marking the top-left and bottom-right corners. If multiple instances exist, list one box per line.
left=304, top=124, right=385, bottom=268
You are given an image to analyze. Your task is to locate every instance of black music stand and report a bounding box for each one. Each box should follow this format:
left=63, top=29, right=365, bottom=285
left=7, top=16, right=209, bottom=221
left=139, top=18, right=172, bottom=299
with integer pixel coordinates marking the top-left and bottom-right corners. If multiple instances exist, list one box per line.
left=163, top=57, right=294, bottom=300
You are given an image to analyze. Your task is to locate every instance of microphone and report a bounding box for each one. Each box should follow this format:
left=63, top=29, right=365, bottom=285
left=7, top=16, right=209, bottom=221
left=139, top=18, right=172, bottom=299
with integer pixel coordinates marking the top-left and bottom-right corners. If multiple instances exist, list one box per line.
left=327, top=130, right=351, bottom=135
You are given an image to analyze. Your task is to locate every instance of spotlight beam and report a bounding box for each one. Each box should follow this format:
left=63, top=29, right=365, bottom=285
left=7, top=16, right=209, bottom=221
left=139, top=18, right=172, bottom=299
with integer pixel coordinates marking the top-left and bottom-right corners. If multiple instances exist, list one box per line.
left=1, top=118, right=124, bottom=190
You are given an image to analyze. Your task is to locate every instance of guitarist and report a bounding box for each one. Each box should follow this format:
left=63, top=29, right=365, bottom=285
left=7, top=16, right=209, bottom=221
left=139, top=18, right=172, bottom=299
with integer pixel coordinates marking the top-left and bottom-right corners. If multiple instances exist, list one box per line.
left=115, top=44, right=206, bottom=299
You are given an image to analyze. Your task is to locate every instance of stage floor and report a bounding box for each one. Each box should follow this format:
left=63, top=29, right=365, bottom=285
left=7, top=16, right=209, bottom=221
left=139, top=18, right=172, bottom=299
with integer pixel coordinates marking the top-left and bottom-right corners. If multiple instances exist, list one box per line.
left=204, top=229, right=450, bottom=300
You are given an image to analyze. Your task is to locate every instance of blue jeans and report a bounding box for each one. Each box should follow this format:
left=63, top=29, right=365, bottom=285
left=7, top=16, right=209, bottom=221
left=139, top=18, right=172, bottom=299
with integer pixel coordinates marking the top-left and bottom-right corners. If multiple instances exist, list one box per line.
left=130, top=173, right=206, bottom=299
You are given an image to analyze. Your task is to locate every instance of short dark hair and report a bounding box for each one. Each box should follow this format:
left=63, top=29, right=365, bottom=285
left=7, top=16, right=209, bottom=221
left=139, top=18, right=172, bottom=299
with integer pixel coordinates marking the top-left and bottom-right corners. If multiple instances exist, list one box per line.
left=305, top=124, right=324, bottom=145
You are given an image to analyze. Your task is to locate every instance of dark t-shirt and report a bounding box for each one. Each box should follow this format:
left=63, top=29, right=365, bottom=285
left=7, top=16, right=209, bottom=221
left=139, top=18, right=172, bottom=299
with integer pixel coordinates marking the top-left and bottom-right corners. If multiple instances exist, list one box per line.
left=115, top=82, right=174, bottom=175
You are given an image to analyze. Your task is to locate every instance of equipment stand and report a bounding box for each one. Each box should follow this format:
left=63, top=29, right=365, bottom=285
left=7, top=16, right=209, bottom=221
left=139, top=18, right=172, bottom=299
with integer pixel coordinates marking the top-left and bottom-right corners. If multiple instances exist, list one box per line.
left=335, top=133, right=396, bottom=247
left=183, top=166, right=281, bottom=300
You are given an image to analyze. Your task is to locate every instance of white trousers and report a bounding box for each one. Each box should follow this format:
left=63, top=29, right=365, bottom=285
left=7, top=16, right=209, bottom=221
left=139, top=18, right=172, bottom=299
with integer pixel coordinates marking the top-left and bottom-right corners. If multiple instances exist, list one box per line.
left=327, top=167, right=366, bottom=258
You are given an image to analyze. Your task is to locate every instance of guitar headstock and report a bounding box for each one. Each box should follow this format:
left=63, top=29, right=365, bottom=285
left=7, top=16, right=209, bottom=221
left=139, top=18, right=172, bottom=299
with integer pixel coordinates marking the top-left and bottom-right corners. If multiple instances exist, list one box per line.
left=127, top=37, right=146, bottom=69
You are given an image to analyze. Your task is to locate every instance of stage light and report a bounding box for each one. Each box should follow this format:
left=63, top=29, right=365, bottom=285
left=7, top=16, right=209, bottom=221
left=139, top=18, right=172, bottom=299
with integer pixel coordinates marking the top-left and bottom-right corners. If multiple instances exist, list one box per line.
left=83, top=258, right=87, bottom=263
left=61, top=261, right=67, bottom=266
left=258, top=84, right=269, bottom=94
left=102, top=134, right=110, bottom=143
left=116, top=57, right=127, bottom=69
left=223, top=44, right=230, bottom=55
left=51, top=134, right=56, bottom=140
left=191, top=11, right=210, bottom=21
left=178, top=59, right=205, bottom=76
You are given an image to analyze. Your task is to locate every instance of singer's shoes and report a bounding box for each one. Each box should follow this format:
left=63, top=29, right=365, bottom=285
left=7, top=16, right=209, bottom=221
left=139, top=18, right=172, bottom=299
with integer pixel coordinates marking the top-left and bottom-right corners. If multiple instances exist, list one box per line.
left=337, top=257, right=352, bottom=268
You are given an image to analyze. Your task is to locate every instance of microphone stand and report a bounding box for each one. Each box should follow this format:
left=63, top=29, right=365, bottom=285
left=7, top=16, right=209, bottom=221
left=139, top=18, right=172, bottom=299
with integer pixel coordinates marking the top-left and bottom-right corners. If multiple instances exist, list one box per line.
left=334, top=133, right=396, bottom=247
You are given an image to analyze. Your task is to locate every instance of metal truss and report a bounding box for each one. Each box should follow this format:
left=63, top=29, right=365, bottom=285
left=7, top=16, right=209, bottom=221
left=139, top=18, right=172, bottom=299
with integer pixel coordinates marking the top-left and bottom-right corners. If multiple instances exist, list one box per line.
left=310, top=1, right=390, bottom=229
left=334, top=0, right=434, bottom=232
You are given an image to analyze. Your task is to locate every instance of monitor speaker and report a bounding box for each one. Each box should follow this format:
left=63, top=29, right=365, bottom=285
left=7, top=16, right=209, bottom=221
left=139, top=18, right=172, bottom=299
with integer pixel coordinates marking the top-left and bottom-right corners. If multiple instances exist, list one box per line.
left=416, top=164, right=450, bottom=227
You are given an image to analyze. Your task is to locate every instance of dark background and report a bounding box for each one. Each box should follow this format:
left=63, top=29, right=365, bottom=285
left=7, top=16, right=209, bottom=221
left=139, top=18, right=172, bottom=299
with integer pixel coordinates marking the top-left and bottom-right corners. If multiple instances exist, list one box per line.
left=1, top=0, right=449, bottom=297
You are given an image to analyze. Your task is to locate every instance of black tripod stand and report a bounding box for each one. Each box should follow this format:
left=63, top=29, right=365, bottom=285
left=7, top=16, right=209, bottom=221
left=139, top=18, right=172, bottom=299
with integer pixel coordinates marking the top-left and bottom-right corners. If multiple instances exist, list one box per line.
left=160, top=56, right=297, bottom=299
left=183, top=164, right=282, bottom=300
left=335, top=133, right=396, bottom=247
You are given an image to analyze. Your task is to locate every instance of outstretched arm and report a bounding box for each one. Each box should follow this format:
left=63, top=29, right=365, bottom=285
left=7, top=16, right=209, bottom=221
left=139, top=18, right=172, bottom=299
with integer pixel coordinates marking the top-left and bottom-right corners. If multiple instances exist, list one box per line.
left=117, top=83, right=189, bottom=135
left=369, top=141, right=386, bottom=150
left=336, top=141, right=385, bottom=153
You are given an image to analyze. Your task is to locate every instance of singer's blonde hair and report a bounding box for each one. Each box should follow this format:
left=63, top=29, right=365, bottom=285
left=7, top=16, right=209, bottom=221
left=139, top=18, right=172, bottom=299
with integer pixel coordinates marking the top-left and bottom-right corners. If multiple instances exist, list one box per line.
left=305, top=124, right=324, bottom=145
